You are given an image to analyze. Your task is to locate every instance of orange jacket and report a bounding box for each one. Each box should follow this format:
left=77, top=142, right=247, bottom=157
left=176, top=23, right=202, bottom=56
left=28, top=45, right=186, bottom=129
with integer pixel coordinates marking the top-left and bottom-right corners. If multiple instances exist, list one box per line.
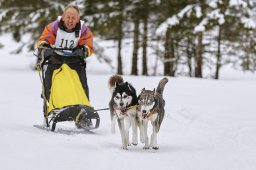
left=37, top=18, right=94, bottom=56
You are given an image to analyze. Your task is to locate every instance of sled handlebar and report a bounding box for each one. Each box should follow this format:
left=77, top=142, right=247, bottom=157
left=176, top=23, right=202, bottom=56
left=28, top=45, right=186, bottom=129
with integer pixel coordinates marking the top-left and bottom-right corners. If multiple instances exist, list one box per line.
left=38, top=46, right=73, bottom=50
left=39, top=47, right=86, bottom=63
left=52, top=47, right=73, bottom=50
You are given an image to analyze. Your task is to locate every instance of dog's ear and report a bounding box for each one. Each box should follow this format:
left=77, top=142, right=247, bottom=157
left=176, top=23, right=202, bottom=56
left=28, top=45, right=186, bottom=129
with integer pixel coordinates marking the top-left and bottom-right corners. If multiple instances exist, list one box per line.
left=141, top=88, right=145, bottom=93
left=125, top=82, right=130, bottom=88
left=138, top=88, right=145, bottom=101
left=137, top=94, right=141, bottom=100
left=115, top=82, right=120, bottom=88
left=127, top=83, right=134, bottom=92
left=153, top=94, right=159, bottom=109
left=124, top=82, right=131, bottom=91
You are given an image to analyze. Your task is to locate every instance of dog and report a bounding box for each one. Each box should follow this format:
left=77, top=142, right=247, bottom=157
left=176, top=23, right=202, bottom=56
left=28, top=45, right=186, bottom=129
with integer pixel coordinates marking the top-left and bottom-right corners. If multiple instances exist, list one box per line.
left=137, top=77, right=168, bottom=150
left=108, top=75, right=139, bottom=149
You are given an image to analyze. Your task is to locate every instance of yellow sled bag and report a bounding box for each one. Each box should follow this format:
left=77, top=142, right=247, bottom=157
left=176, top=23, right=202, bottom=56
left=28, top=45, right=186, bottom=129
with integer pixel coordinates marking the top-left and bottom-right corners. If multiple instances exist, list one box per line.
left=47, top=64, right=90, bottom=114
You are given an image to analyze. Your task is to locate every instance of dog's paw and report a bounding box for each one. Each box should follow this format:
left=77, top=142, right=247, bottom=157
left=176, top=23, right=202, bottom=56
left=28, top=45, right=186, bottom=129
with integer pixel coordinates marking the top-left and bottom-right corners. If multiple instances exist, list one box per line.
left=132, top=139, right=138, bottom=146
left=132, top=143, right=138, bottom=146
left=122, top=146, right=128, bottom=150
left=143, top=146, right=150, bottom=149
left=152, top=146, right=159, bottom=150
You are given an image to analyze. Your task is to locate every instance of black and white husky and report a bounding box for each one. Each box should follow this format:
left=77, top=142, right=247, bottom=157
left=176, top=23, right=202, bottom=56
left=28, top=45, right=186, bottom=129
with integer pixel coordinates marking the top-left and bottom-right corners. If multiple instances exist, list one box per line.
left=108, top=75, right=139, bottom=149
left=137, top=77, right=168, bottom=150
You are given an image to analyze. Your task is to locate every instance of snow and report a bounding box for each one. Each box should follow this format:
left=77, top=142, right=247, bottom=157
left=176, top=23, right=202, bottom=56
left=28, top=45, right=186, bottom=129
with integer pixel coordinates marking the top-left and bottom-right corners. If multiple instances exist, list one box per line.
left=194, top=18, right=208, bottom=33
left=195, top=6, right=202, bottom=18
left=208, top=0, right=219, bottom=8
left=0, top=10, right=7, bottom=21
left=177, top=5, right=193, bottom=19
left=207, top=9, right=225, bottom=25
left=229, top=0, right=248, bottom=8
left=156, top=16, right=179, bottom=35
left=1, top=35, right=256, bottom=170
left=241, top=16, right=256, bottom=29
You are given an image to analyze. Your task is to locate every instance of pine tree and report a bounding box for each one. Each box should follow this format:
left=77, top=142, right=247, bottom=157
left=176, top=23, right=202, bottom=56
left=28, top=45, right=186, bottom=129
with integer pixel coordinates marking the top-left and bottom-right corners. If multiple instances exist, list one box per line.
left=0, top=0, right=72, bottom=52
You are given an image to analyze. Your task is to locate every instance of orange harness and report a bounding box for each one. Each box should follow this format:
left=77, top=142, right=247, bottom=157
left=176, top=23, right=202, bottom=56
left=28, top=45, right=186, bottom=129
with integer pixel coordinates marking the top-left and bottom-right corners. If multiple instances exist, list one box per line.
left=137, top=104, right=156, bottom=119
left=145, top=107, right=156, bottom=119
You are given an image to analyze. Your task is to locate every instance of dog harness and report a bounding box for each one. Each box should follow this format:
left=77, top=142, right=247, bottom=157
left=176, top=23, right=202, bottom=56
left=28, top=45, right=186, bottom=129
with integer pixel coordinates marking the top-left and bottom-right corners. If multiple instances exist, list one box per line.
left=137, top=104, right=156, bottom=119
left=113, top=104, right=137, bottom=115
left=145, top=107, right=157, bottom=119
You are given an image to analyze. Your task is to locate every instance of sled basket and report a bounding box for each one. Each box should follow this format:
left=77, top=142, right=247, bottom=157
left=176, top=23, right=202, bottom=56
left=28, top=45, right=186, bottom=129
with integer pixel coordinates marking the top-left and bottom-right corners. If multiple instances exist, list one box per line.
left=48, top=105, right=100, bottom=131
left=39, top=48, right=100, bottom=131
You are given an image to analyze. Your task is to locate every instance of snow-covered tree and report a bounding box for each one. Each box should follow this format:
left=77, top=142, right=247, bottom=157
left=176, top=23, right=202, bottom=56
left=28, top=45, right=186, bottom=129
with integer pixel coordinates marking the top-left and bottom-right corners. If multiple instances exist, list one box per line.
left=156, top=0, right=256, bottom=78
left=0, top=0, right=74, bottom=52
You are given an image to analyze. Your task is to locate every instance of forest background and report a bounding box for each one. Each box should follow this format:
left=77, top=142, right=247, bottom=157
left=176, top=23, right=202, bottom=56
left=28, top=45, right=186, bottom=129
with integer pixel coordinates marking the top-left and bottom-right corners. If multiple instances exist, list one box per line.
left=0, top=0, right=256, bottom=79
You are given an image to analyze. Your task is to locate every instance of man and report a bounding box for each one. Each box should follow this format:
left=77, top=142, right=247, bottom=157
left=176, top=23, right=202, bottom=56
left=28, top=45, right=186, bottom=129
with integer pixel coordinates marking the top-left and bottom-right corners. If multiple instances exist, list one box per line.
left=37, top=4, right=94, bottom=103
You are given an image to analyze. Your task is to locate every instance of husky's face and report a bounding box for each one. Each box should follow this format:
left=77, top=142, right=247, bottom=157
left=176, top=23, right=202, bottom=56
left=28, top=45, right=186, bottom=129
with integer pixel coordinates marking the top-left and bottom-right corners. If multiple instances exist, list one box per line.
left=113, top=92, right=132, bottom=109
left=138, top=88, right=155, bottom=118
left=112, top=82, right=133, bottom=110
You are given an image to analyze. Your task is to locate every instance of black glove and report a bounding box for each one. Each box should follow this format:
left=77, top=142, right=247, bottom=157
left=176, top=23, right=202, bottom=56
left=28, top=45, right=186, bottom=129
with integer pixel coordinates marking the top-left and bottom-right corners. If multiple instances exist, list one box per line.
left=42, top=43, right=51, bottom=48
left=37, top=43, right=54, bottom=67
left=39, top=42, right=52, bottom=50
left=73, top=45, right=89, bottom=58
left=38, top=43, right=51, bottom=58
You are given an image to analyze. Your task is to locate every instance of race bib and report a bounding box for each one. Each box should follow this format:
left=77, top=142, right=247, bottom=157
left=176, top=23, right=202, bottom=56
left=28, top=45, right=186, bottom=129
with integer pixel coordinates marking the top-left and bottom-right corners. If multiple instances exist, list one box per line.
left=54, top=29, right=80, bottom=49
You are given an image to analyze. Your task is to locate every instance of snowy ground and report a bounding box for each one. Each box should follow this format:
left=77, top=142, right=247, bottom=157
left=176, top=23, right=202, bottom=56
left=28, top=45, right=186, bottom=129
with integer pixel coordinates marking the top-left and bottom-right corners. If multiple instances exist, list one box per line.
left=1, top=35, right=256, bottom=170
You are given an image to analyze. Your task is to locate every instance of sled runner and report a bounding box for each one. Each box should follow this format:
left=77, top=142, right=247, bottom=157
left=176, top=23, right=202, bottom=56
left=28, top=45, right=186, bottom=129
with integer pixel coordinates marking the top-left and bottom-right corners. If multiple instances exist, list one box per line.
left=36, top=47, right=100, bottom=131
left=33, top=125, right=96, bottom=135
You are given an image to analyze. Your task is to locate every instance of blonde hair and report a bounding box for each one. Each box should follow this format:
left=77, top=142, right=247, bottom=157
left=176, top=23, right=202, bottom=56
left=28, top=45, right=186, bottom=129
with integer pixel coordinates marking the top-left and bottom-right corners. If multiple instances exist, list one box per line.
left=64, top=4, right=80, bottom=16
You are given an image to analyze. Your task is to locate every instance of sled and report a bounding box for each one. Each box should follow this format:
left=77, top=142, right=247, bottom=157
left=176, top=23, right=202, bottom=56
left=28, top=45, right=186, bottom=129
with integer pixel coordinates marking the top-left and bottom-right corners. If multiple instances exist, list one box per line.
left=37, top=47, right=100, bottom=132
left=33, top=124, right=96, bottom=135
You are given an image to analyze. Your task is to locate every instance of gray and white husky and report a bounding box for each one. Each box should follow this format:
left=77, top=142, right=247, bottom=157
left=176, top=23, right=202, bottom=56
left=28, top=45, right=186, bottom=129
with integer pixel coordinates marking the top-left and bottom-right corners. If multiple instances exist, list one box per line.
left=137, top=77, right=168, bottom=150
left=108, top=75, right=139, bottom=149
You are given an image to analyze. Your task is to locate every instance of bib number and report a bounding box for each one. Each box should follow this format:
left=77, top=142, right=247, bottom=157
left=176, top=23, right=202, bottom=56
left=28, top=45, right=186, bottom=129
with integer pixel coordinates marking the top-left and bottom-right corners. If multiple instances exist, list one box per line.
left=59, top=39, right=75, bottom=48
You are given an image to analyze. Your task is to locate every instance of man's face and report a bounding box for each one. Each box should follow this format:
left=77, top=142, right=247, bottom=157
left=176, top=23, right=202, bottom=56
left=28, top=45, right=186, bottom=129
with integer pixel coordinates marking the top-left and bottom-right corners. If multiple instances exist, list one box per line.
left=62, top=8, right=79, bottom=30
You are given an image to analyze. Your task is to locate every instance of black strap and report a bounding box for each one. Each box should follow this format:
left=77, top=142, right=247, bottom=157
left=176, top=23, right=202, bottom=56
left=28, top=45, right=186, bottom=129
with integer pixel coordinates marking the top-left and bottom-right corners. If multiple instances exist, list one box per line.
left=94, top=108, right=110, bottom=112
